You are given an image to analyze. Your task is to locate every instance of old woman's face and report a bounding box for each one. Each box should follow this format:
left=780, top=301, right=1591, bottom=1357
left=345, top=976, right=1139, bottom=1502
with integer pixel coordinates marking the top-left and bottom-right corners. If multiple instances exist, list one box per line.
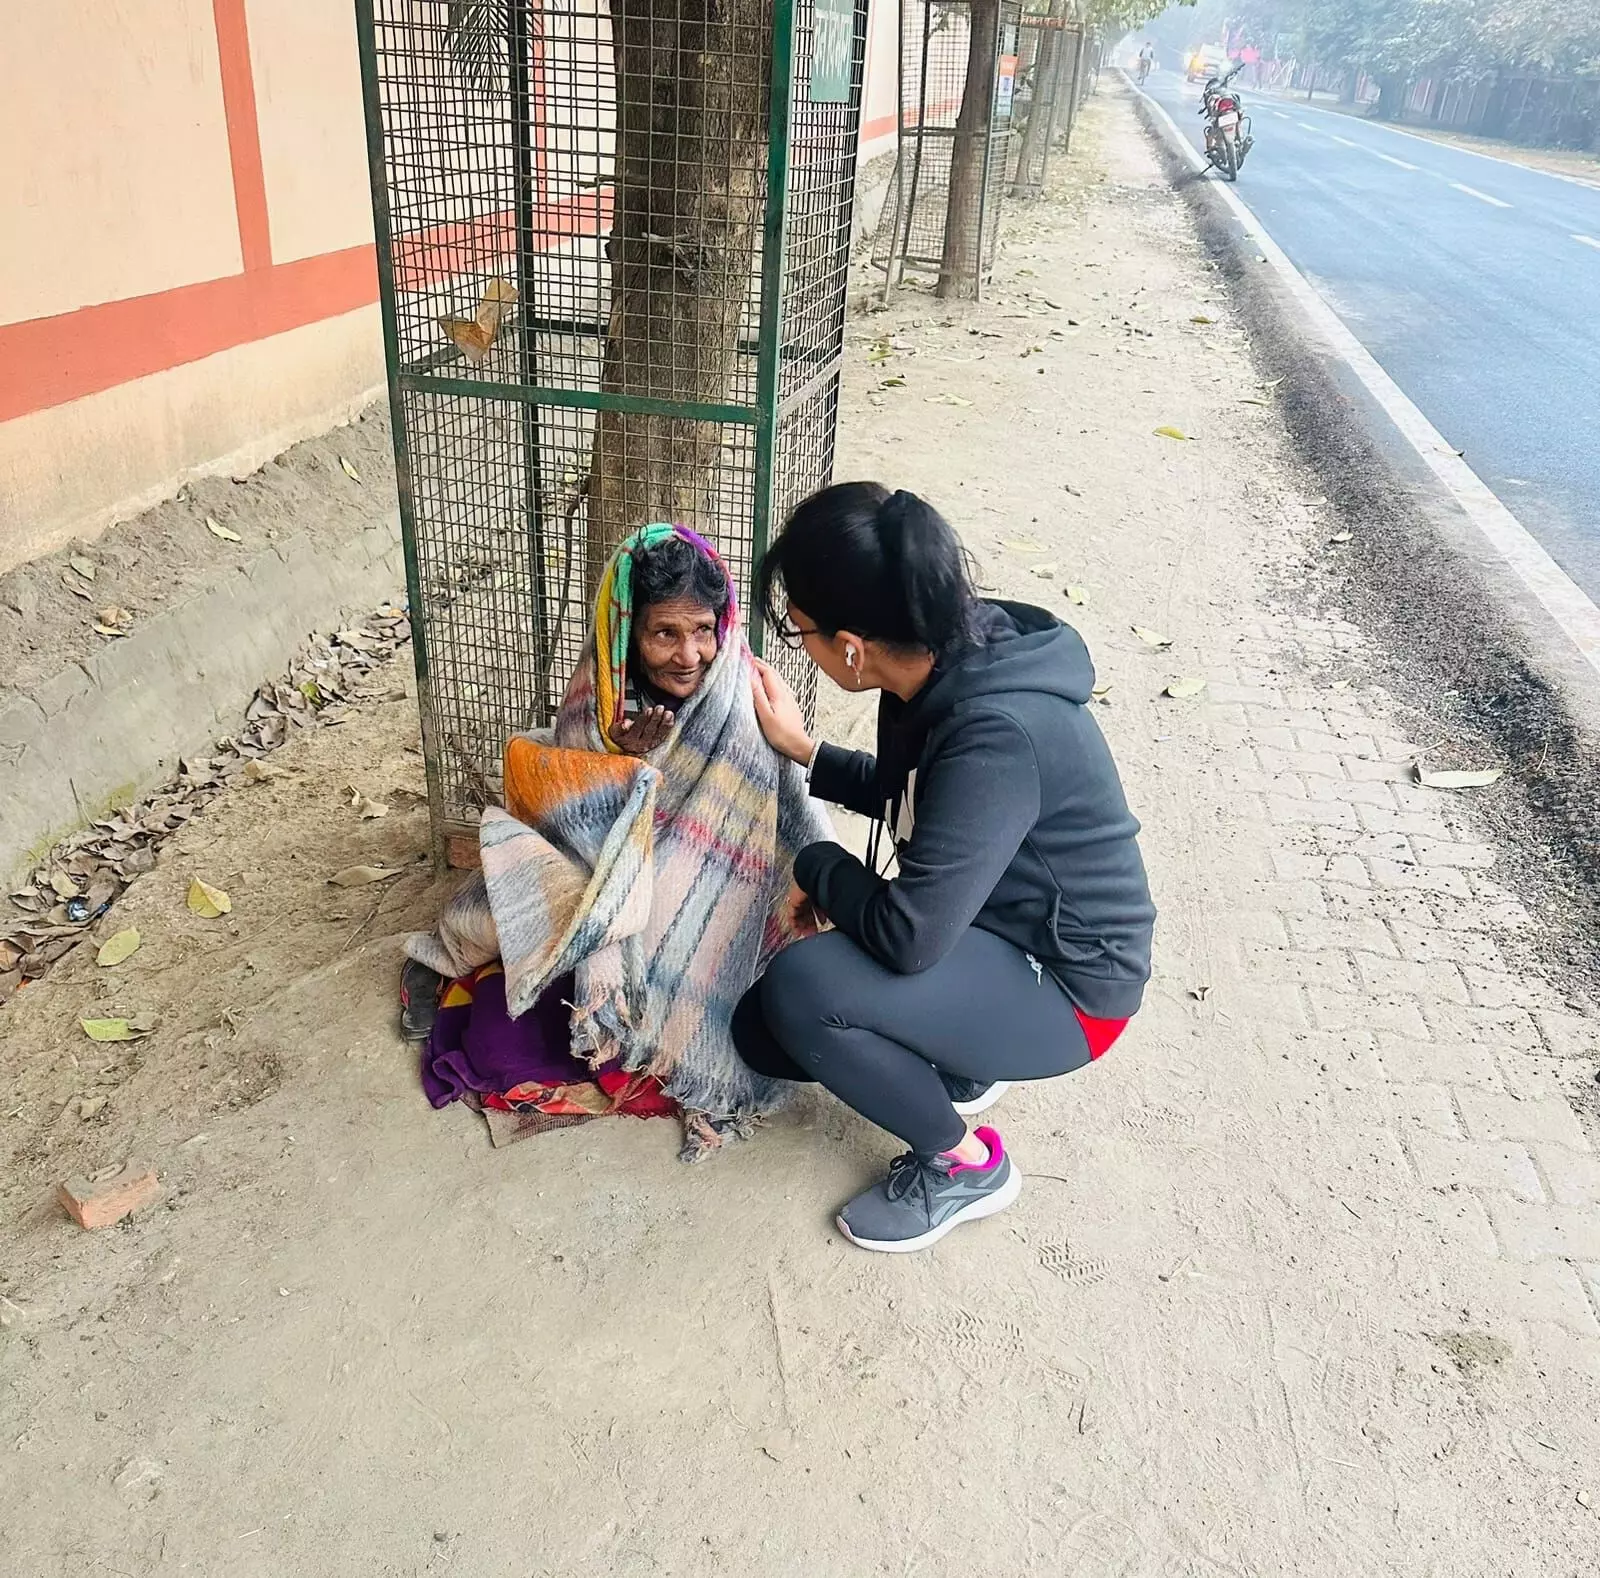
left=634, top=597, right=719, bottom=700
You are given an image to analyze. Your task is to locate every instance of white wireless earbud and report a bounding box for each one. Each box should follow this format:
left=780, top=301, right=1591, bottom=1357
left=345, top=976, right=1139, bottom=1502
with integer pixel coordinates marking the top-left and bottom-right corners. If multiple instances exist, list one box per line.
left=845, top=648, right=857, bottom=669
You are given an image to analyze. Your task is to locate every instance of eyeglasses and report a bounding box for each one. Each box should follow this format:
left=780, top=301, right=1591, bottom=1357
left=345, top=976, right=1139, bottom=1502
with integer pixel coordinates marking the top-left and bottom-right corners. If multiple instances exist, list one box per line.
left=774, top=614, right=821, bottom=650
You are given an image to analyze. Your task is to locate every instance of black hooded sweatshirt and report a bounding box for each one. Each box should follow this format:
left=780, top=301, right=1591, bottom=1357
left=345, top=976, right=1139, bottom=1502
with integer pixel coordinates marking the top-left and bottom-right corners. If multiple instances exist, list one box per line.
left=794, top=601, right=1155, bottom=1020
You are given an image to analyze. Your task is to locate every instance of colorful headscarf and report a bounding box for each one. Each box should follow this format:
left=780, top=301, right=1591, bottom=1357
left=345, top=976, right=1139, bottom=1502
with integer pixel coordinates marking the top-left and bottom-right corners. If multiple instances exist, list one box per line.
left=592, top=522, right=737, bottom=753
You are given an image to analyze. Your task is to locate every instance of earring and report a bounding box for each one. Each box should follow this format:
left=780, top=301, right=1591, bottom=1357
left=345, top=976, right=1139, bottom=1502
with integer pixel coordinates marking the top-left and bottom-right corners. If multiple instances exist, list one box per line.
left=846, top=648, right=862, bottom=688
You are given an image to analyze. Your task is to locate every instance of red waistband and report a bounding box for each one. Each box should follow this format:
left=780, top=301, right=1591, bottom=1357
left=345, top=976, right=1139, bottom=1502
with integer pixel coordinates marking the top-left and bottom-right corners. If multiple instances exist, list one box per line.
left=1075, top=1008, right=1129, bottom=1060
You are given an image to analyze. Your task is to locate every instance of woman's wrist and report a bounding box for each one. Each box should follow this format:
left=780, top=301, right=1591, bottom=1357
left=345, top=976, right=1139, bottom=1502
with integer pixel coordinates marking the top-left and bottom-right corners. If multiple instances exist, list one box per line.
left=791, top=735, right=818, bottom=768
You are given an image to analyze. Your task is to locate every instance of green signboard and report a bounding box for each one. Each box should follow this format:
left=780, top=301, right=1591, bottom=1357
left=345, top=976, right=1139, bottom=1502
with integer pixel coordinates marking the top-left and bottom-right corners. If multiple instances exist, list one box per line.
left=810, top=0, right=855, bottom=103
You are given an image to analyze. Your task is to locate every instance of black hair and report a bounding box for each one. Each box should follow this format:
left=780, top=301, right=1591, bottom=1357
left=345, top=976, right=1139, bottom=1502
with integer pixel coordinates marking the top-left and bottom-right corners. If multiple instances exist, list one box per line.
left=631, top=532, right=730, bottom=619
left=755, top=482, right=976, bottom=654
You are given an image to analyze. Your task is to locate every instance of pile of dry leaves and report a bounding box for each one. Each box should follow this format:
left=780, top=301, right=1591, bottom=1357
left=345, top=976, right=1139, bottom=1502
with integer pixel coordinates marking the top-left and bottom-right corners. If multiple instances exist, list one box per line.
left=0, top=608, right=413, bottom=1006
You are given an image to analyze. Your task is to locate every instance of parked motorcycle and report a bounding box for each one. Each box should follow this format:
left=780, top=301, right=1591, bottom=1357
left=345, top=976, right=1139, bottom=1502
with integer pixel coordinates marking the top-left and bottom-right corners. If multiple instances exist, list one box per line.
left=1199, top=63, right=1253, bottom=181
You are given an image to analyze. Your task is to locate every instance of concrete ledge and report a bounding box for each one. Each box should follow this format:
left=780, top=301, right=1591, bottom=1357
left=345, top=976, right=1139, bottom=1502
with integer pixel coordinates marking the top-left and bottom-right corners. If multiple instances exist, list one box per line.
left=1, top=427, right=404, bottom=889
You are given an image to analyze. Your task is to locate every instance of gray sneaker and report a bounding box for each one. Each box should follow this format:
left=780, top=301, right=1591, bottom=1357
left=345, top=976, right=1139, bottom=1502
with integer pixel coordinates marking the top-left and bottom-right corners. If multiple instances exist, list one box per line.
left=836, top=1127, right=1022, bottom=1253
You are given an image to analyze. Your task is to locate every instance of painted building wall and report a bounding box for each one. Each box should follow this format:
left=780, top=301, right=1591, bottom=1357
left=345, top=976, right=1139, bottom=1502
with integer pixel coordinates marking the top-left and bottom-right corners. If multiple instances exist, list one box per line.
left=0, top=2, right=906, bottom=579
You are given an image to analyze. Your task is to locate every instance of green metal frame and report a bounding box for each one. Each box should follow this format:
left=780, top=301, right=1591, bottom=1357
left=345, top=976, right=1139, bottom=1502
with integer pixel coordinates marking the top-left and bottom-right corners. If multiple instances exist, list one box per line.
left=354, top=0, right=445, bottom=865
left=356, top=0, right=863, bottom=856
left=749, top=0, right=798, bottom=661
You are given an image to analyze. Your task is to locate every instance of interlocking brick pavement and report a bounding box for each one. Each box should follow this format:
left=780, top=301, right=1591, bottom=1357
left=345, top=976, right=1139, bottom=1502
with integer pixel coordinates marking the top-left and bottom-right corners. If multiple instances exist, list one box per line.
left=1181, top=618, right=1600, bottom=1342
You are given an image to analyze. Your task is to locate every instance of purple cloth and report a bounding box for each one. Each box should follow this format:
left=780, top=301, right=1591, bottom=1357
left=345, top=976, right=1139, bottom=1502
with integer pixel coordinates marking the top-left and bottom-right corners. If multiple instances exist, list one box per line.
left=422, top=970, right=585, bottom=1109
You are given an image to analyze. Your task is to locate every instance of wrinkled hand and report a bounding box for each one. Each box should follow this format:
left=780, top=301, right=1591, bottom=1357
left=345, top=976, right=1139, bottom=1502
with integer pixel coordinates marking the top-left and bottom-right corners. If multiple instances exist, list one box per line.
left=785, top=881, right=827, bottom=938
left=608, top=704, right=675, bottom=756
left=750, top=657, right=815, bottom=766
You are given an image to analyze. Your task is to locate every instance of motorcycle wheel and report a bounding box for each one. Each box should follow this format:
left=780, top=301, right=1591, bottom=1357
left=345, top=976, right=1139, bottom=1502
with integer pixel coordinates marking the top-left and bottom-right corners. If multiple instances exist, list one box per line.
left=1216, top=130, right=1238, bottom=182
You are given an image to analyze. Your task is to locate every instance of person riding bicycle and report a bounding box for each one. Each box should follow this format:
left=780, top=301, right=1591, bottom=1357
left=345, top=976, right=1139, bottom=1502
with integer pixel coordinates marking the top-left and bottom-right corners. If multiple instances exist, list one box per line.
left=1136, top=41, right=1154, bottom=84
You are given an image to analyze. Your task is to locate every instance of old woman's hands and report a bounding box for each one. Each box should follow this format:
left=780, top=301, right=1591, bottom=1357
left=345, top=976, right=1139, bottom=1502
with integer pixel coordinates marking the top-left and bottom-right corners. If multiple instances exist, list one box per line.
left=609, top=704, right=675, bottom=756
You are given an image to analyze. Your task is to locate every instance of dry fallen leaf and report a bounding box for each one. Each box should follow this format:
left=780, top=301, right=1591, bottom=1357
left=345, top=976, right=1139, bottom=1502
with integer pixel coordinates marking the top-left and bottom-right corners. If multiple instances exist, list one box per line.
left=205, top=515, right=242, bottom=543
left=1190, top=315, right=1214, bottom=325
left=347, top=787, right=390, bottom=820
left=239, top=760, right=287, bottom=785
left=94, top=606, right=131, bottom=637
left=96, top=928, right=142, bottom=968
left=1189, top=984, right=1212, bottom=1001
left=1238, top=396, right=1269, bottom=406
left=925, top=393, right=973, bottom=407
left=1066, top=585, right=1090, bottom=606
left=1328, top=530, right=1353, bottom=544
left=80, top=1018, right=145, bottom=1043
left=186, top=877, right=232, bottom=918
left=1163, top=677, right=1208, bottom=699
left=1413, top=765, right=1504, bottom=790
left=339, top=456, right=363, bottom=483
left=329, top=865, right=402, bottom=888
left=49, top=872, right=80, bottom=900
left=1132, top=626, right=1173, bottom=648
left=62, top=574, right=93, bottom=601
left=69, top=556, right=97, bottom=581
left=1091, top=682, right=1113, bottom=705
left=1153, top=425, right=1194, bottom=441
left=438, top=278, right=518, bottom=362
left=1030, top=564, right=1056, bottom=580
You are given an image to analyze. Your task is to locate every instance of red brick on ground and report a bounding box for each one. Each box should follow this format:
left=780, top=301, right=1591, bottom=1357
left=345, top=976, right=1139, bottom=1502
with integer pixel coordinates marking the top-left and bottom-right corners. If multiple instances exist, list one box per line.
left=57, top=1162, right=160, bottom=1229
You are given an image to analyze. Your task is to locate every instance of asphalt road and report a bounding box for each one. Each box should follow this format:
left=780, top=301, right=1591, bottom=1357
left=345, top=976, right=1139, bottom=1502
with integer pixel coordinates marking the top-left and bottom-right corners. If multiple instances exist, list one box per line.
left=1139, top=69, right=1600, bottom=600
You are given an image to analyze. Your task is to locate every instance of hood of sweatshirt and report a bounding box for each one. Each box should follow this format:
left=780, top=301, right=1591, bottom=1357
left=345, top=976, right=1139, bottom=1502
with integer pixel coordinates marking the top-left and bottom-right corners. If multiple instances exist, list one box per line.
left=872, top=601, right=1094, bottom=810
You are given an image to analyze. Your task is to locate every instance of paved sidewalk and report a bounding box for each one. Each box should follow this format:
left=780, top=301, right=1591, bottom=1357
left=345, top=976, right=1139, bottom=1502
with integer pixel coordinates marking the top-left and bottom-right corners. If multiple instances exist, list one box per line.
left=3, top=87, right=1600, bottom=1578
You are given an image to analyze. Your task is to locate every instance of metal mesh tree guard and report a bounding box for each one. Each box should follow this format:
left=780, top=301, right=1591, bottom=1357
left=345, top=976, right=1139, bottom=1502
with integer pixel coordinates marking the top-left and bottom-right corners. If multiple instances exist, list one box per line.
left=1008, top=7, right=1081, bottom=198
left=356, top=0, right=867, bottom=861
left=872, top=0, right=1023, bottom=300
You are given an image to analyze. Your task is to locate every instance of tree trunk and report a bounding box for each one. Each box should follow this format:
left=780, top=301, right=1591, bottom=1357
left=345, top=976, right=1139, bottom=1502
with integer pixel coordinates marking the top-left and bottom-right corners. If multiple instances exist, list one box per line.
left=1373, top=74, right=1408, bottom=122
left=937, top=0, right=999, bottom=301
left=1010, top=0, right=1064, bottom=199
left=586, top=0, right=769, bottom=594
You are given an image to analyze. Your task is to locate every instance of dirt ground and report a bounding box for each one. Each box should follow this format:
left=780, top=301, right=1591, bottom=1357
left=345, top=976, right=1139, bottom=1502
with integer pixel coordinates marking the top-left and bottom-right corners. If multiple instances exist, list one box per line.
left=5, top=89, right=1600, bottom=1576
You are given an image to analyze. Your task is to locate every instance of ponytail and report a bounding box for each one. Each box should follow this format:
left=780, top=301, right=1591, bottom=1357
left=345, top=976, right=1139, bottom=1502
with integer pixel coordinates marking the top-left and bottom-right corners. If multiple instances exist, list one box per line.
left=756, top=482, right=976, bottom=656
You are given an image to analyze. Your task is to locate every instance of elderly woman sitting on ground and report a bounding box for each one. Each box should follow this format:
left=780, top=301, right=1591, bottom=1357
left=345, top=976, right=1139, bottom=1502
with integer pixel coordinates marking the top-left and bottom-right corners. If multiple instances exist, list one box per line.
left=400, top=523, right=828, bottom=1158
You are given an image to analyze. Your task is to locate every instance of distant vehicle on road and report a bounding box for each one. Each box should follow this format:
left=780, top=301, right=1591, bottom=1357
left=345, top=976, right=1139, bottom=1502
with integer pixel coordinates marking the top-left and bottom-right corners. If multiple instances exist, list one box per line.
left=1186, top=44, right=1228, bottom=83
left=1199, top=62, right=1253, bottom=180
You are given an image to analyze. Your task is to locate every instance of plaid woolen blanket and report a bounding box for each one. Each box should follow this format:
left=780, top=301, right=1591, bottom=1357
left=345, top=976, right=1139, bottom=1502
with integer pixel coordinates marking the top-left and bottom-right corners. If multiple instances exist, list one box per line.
left=407, top=524, right=830, bottom=1122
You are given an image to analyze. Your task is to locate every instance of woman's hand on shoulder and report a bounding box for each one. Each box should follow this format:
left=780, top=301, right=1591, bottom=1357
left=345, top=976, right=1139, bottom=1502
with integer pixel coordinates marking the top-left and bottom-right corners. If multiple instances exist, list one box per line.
left=750, top=657, right=815, bottom=765
left=608, top=705, right=675, bottom=756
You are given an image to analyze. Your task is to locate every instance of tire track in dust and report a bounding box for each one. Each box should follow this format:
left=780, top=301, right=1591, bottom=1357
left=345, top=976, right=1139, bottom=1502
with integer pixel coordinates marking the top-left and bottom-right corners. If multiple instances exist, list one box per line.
left=1038, top=1239, right=1112, bottom=1287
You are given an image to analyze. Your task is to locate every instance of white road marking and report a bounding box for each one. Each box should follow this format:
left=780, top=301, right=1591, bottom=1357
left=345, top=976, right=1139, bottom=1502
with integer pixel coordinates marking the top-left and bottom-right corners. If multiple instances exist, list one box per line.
left=1240, top=85, right=1600, bottom=193
left=1574, top=234, right=1600, bottom=250
left=1377, top=153, right=1420, bottom=171
left=1332, top=135, right=1361, bottom=148
left=1297, top=121, right=1320, bottom=133
left=1134, top=78, right=1600, bottom=685
left=1271, top=110, right=1290, bottom=120
left=1450, top=182, right=1513, bottom=208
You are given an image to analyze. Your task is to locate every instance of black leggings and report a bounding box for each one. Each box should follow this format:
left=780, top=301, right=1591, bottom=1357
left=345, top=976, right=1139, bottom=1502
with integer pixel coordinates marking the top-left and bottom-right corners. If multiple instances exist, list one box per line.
left=732, top=927, right=1096, bottom=1155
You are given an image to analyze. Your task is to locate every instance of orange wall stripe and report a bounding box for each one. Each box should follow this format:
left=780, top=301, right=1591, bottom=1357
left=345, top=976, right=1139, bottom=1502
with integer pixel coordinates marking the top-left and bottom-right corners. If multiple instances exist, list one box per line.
left=0, top=248, right=376, bottom=424
left=0, top=192, right=617, bottom=423
left=393, top=191, right=612, bottom=291
left=212, top=0, right=273, bottom=272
